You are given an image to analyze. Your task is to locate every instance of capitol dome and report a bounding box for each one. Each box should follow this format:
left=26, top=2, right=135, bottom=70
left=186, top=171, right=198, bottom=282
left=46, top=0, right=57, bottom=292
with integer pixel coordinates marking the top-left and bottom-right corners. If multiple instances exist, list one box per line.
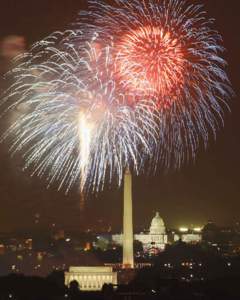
left=149, top=212, right=166, bottom=235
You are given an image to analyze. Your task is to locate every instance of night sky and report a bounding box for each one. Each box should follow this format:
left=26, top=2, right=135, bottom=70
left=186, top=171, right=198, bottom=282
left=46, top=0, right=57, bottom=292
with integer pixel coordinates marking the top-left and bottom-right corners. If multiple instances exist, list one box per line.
left=0, top=0, right=239, bottom=233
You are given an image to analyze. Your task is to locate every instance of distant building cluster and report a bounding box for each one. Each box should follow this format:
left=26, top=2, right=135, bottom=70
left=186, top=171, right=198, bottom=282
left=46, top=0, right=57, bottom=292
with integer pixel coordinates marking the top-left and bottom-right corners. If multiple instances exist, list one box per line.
left=98, top=212, right=202, bottom=254
left=0, top=216, right=240, bottom=277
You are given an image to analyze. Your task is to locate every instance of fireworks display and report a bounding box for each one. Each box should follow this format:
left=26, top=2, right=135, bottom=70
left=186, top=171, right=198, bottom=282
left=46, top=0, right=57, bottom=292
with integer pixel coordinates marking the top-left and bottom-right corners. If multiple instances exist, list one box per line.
left=1, top=0, right=232, bottom=192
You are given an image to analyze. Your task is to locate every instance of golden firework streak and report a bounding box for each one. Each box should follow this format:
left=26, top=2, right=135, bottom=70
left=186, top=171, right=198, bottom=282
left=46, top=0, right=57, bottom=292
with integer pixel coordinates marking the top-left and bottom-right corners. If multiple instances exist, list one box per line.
left=79, top=112, right=93, bottom=210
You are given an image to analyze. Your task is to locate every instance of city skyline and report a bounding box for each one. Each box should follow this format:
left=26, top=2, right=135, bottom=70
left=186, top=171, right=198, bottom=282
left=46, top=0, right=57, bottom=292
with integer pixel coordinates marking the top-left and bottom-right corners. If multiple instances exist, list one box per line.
left=0, top=0, right=239, bottom=232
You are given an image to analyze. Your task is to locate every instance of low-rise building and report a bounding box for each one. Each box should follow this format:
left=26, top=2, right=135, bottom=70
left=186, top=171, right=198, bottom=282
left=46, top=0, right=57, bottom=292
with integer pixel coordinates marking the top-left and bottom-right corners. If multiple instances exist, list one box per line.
left=65, top=266, right=117, bottom=291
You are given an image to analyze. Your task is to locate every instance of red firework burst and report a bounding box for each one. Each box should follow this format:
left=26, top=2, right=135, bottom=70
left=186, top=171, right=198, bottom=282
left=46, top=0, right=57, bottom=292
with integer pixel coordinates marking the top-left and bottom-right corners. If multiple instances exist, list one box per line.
left=114, top=26, right=185, bottom=108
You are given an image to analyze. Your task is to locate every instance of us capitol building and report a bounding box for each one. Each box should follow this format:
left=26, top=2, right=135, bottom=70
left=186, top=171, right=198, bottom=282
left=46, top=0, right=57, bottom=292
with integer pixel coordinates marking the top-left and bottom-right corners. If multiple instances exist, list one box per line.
left=112, top=212, right=168, bottom=253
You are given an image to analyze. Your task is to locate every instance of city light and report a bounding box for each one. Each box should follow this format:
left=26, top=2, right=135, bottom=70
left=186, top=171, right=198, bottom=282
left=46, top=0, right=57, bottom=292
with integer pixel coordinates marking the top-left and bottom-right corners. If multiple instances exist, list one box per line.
left=179, top=227, right=188, bottom=233
left=193, top=228, right=202, bottom=232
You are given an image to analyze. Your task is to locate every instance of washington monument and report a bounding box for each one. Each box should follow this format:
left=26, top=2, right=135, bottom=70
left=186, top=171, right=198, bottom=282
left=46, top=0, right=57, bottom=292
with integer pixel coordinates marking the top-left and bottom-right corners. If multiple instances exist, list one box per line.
left=122, top=169, right=134, bottom=268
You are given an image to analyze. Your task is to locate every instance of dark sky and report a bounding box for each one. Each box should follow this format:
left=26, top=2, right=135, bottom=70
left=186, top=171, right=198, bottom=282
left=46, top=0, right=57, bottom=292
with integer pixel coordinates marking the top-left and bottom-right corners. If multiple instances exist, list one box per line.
left=0, top=0, right=239, bottom=233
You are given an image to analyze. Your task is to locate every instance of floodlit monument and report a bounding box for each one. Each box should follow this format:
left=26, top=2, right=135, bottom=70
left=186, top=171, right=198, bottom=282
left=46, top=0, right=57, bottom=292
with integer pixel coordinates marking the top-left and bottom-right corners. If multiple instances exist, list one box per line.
left=122, top=169, right=134, bottom=268
left=113, top=212, right=168, bottom=253
left=65, top=266, right=117, bottom=291
left=135, top=212, right=168, bottom=252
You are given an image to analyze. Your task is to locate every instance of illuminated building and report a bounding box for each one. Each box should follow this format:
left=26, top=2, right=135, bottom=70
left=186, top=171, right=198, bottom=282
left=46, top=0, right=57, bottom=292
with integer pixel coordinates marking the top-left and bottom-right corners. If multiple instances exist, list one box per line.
left=174, top=228, right=202, bottom=244
left=65, top=266, right=117, bottom=291
left=84, top=242, right=91, bottom=251
left=25, top=239, right=32, bottom=250
left=113, top=212, right=168, bottom=253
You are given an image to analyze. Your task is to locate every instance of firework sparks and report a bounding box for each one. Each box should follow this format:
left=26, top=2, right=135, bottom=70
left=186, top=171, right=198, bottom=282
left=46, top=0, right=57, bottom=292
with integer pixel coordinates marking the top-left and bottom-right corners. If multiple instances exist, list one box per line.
left=1, top=0, right=232, bottom=192
left=115, top=27, right=185, bottom=104
left=1, top=32, right=157, bottom=192
left=78, top=112, right=93, bottom=190
left=77, top=0, right=233, bottom=166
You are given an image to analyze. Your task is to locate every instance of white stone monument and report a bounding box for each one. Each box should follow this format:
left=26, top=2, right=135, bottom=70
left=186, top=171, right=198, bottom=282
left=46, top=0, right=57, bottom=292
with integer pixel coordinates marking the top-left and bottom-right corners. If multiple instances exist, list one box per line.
left=65, top=266, right=117, bottom=291
left=122, top=169, right=134, bottom=268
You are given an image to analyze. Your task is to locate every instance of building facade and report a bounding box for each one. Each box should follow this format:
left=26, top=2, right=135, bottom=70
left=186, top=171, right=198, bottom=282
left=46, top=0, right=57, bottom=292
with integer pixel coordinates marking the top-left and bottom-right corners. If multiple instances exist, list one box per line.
left=174, top=233, right=202, bottom=243
left=65, top=266, right=117, bottom=291
left=112, top=212, right=168, bottom=253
